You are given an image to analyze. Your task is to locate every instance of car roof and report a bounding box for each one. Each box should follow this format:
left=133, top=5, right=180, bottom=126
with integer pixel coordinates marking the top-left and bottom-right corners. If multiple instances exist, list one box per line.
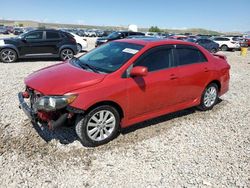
left=117, top=38, right=197, bottom=47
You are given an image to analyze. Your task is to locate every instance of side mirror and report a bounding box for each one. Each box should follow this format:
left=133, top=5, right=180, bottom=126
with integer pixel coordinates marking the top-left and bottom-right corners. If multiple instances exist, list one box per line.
left=130, top=66, right=148, bottom=77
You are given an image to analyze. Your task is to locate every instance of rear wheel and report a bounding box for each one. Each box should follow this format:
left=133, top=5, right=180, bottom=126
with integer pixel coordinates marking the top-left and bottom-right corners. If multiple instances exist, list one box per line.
left=0, top=48, right=17, bottom=63
left=77, top=44, right=82, bottom=53
left=60, top=48, right=74, bottom=60
left=198, top=83, right=218, bottom=111
left=75, top=105, right=120, bottom=147
left=221, top=45, right=228, bottom=51
left=210, top=48, right=217, bottom=53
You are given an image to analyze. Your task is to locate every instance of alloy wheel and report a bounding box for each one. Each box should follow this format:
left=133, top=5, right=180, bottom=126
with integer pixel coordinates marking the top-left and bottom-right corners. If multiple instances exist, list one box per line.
left=204, top=86, right=217, bottom=108
left=86, top=110, right=116, bottom=141
left=1, top=49, right=16, bottom=63
left=61, top=49, right=73, bottom=60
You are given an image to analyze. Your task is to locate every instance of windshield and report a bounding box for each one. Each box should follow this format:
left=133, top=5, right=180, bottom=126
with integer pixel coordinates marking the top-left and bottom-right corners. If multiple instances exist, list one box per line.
left=77, top=42, right=143, bottom=73
left=18, top=32, right=26, bottom=38
left=107, top=32, right=121, bottom=39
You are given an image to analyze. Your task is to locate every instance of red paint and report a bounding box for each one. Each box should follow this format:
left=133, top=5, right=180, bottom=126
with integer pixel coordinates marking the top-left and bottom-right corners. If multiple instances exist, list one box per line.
left=24, top=39, right=230, bottom=128
left=130, top=66, right=148, bottom=77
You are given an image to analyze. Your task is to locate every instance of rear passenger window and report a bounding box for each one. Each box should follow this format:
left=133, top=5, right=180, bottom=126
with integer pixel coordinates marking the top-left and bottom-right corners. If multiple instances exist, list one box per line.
left=135, top=48, right=172, bottom=72
left=46, top=31, right=60, bottom=39
left=176, top=48, right=207, bottom=66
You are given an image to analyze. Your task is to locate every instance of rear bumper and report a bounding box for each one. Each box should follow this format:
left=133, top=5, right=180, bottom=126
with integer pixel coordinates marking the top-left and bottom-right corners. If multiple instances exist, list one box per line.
left=18, top=92, right=36, bottom=121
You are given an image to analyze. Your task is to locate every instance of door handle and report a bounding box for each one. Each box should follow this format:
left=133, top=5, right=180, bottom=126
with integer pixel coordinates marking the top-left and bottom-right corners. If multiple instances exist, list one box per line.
left=170, top=74, right=178, bottom=80
left=204, top=67, right=209, bottom=72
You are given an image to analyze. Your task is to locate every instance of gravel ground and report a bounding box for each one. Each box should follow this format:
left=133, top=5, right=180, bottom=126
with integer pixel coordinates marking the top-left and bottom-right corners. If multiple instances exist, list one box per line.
left=0, top=39, right=249, bottom=187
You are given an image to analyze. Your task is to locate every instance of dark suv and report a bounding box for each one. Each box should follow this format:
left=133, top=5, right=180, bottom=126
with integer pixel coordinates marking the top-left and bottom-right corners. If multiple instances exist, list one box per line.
left=95, top=31, right=145, bottom=47
left=0, top=29, right=78, bottom=63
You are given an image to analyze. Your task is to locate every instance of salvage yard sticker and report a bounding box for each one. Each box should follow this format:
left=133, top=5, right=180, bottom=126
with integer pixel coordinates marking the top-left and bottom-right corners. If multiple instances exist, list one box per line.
left=0, top=40, right=5, bottom=45
left=122, top=48, right=139, bottom=54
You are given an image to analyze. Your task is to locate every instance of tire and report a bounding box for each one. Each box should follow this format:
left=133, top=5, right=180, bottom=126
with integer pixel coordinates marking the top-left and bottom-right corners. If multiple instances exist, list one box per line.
left=221, top=45, right=228, bottom=51
left=77, top=43, right=82, bottom=53
left=60, top=48, right=74, bottom=61
left=210, top=48, right=217, bottom=53
left=0, top=48, right=17, bottom=63
left=198, top=83, right=219, bottom=111
left=75, top=105, right=120, bottom=147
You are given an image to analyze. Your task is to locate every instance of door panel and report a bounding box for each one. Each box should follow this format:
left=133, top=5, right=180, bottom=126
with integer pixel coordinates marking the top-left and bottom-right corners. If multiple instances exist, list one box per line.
left=174, top=45, right=211, bottom=103
left=125, top=45, right=180, bottom=119
left=44, top=31, right=63, bottom=54
left=19, top=31, right=47, bottom=56
left=176, top=63, right=210, bottom=103
left=126, top=68, right=179, bottom=119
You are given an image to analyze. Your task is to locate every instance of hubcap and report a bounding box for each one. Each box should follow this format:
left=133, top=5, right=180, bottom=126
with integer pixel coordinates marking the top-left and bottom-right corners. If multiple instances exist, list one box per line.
left=61, top=49, right=73, bottom=60
left=204, top=86, right=217, bottom=107
left=87, top=110, right=116, bottom=141
left=1, top=50, right=15, bottom=62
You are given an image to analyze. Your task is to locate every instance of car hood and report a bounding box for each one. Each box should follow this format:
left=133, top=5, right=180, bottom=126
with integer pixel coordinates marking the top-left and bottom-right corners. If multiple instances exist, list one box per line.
left=0, top=37, right=20, bottom=44
left=25, top=62, right=106, bottom=95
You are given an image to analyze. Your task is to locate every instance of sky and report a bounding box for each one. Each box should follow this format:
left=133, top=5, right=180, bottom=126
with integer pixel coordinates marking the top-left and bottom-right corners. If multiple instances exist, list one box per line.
left=0, top=0, right=250, bottom=32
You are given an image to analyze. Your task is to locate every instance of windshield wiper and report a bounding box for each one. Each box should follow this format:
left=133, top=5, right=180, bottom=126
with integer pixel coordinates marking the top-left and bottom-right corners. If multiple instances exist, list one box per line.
left=81, top=63, right=100, bottom=73
left=73, top=58, right=99, bottom=73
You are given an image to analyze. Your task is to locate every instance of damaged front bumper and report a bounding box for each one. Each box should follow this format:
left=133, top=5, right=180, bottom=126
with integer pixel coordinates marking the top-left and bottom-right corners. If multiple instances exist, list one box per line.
left=18, top=91, right=84, bottom=129
left=18, top=92, right=36, bottom=121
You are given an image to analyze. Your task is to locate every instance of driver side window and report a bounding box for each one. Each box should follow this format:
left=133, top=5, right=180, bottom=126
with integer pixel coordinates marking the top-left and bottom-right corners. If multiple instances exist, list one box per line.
left=135, top=47, right=173, bottom=72
left=25, top=32, right=43, bottom=40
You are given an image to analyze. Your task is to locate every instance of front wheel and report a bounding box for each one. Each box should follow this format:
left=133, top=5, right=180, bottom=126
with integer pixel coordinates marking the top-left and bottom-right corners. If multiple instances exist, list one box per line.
left=60, top=48, right=74, bottom=61
left=75, top=105, right=120, bottom=147
left=0, top=48, right=17, bottom=63
left=198, top=83, right=219, bottom=111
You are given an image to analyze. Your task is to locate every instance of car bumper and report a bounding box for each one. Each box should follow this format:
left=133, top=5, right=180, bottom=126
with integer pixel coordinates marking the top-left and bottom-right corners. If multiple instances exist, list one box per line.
left=18, top=92, right=36, bottom=121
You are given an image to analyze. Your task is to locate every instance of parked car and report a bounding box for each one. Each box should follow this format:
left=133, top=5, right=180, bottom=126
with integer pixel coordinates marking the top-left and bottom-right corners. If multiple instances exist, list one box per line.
left=212, top=37, right=240, bottom=51
left=18, top=39, right=230, bottom=147
left=246, top=37, right=250, bottom=46
left=102, top=30, right=114, bottom=37
left=0, top=26, right=9, bottom=34
left=195, top=38, right=219, bottom=53
left=23, top=27, right=36, bottom=33
left=75, top=29, right=87, bottom=37
left=13, top=27, right=24, bottom=35
left=5, top=26, right=14, bottom=33
left=85, top=30, right=97, bottom=37
left=168, top=35, right=188, bottom=40
left=96, top=31, right=145, bottom=47
left=69, top=32, right=88, bottom=52
left=126, top=35, right=156, bottom=39
left=232, top=37, right=248, bottom=47
left=0, top=29, right=78, bottom=63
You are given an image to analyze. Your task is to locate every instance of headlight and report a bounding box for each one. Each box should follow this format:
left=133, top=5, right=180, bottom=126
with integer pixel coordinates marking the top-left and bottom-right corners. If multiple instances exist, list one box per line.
left=33, top=94, right=77, bottom=112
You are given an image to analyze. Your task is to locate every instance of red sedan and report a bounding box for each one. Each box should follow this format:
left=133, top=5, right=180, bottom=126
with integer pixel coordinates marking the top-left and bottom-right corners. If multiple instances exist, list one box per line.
left=18, top=38, right=230, bottom=147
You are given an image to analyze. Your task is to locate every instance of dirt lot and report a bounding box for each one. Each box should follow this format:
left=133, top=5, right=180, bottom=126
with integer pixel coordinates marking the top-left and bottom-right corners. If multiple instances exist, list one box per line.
left=0, top=38, right=249, bottom=187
